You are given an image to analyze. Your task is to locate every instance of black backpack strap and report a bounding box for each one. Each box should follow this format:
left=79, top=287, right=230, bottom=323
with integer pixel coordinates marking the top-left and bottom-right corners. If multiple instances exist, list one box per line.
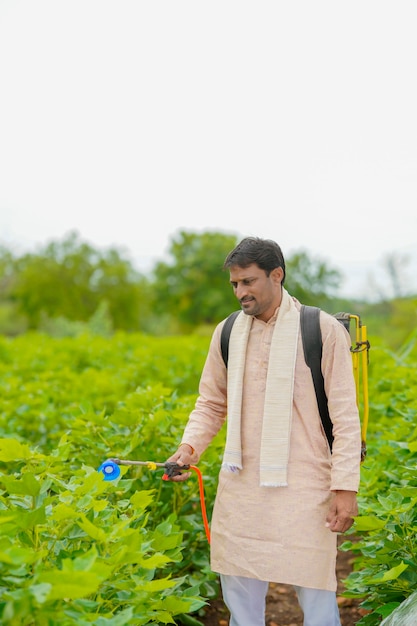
left=220, top=311, right=240, bottom=367
left=300, top=305, right=334, bottom=452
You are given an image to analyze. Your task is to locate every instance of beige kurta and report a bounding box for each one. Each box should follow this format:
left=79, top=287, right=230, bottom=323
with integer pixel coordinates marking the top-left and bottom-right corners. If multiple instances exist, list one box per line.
left=181, top=300, right=361, bottom=591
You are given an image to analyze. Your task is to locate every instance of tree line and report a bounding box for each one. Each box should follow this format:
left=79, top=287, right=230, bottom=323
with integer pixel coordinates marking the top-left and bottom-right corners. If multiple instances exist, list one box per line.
left=0, top=230, right=415, bottom=346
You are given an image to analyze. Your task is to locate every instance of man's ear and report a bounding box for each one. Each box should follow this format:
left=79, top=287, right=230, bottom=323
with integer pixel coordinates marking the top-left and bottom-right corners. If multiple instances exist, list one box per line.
left=271, top=266, right=284, bottom=285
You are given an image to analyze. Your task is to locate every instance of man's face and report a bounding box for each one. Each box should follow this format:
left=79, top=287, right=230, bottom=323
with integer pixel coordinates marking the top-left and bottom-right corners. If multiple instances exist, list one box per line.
left=229, top=263, right=283, bottom=322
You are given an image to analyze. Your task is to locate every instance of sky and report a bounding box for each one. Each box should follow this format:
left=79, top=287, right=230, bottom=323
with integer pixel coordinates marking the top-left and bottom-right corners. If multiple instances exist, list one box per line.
left=0, top=1, right=416, bottom=300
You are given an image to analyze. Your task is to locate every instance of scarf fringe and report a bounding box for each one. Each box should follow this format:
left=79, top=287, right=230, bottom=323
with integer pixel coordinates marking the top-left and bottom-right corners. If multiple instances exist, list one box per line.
left=221, top=462, right=242, bottom=473
left=261, top=481, right=288, bottom=487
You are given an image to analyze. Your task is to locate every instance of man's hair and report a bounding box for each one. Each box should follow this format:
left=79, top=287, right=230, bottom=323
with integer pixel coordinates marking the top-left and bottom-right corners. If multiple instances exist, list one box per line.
left=223, top=237, right=286, bottom=284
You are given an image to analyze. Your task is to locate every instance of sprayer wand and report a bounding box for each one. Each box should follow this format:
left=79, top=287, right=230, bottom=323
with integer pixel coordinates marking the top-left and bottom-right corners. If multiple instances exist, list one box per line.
left=97, top=458, right=211, bottom=543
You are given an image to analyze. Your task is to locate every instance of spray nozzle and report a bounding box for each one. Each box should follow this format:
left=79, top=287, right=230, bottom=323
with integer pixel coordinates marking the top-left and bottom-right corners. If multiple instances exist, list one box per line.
left=97, top=459, right=121, bottom=481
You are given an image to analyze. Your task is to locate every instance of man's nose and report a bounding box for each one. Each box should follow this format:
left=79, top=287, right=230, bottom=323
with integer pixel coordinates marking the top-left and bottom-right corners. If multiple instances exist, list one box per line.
left=235, top=284, right=247, bottom=300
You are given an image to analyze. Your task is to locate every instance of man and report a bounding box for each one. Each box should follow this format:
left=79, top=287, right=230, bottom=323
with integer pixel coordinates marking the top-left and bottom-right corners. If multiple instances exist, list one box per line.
left=167, top=237, right=361, bottom=626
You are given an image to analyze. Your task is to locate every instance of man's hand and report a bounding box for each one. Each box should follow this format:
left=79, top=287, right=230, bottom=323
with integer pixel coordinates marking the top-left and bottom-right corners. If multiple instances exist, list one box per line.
left=165, top=444, right=195, bottom=482
left=326, top=490, right=358, bottom=533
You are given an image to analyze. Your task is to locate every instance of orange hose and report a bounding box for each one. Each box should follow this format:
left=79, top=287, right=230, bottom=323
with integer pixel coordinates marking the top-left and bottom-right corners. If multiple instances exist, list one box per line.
left=190, top=465, right=211, bottom=544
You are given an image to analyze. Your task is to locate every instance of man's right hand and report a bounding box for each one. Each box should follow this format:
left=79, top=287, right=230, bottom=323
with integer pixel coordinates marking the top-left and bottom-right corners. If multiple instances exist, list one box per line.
left=165, top=444, right=195, bottom=482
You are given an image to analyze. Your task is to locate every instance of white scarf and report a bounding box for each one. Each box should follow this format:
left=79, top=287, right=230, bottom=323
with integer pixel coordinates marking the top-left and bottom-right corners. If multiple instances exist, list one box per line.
left=222, top=288, right=300, bottom=487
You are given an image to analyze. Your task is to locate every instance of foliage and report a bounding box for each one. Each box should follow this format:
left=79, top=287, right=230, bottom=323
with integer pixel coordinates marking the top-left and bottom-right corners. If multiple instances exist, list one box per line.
left=0, top=245, right=15, bottom=293
left=356, top=297, right=417, bottom=351
left=1, top=232, right=151, bottom=333
left=37, top=300, right=114, bottom=338
left=285, top=249, right=342, bottom=307
left=378, top=297, right=417, bottom=350
left=151, top=230, right=239, bottom=330
left=379, top=589, right=417, bottom=625
left=0, top=246, right=29, bottom=335
left=0, top=331, right=224, bottom=624
left=340, top=330, right=417, bottom=624
left=0, top=439, right=203, bottom=625
left=2, top=230, right=416, bottom=341
left=1, top=311, right=417, bottom=622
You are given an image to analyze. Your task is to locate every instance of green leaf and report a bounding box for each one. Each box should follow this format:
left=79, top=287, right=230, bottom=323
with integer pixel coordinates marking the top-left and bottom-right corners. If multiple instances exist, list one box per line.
left=159, top=596, right=194, bottom=612
left=138, top=553, right=171, bottom=569
left=92, top=498, right=108, bottom=512
left=1, top=472, right=41, bottom=496
left=16, top=506, right=46, bottom=530
left=377, top=492, right=404, bottom=511
left=0, top=510, right=21, bottom=526
left=0, top=544, right=39, bottom=565
left=67, top=546, right=100, bottom=572
left=0, top=506, right=46, bottom=532
left=51, top=502, right=80, bottom=521
left=369, top=562, right=409, bottom=583
left=151, top=529, right=182, bottom=552
left=130, top=489, right=155, bottom=511
left=29, top=582, right=52, bottom=604
left=38, top=570, right=103, bottom=600
left=78, top=516, right=107, bottom=542
left=380, top=589, right=417, bottom=625
left=0, top=438, right=32, bottom=462
left=354, top=515, right=387, bottom=531
left=375, top=602, right=402, bottom=618
left=140, top=577, right=178, bottom=592
left=148, top=610, right=176, bottom=625
left=75, top=469, right=110, bottom=496
left=94, top=607, right=134, bottom=625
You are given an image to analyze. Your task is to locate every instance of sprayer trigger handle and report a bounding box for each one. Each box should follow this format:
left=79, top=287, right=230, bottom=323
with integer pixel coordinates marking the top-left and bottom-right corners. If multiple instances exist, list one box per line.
left=163, top=461, right=191, bottom=478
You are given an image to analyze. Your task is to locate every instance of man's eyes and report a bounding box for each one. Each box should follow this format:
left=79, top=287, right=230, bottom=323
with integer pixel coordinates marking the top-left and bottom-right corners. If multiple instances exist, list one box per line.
left=231, top=279, right=255, bottom=288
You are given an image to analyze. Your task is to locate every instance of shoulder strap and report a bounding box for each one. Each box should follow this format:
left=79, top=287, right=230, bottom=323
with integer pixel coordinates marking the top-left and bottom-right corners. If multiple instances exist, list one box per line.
left=220, top=311, right=240, bottom=367
left=300, top=305, right=334, bottom=452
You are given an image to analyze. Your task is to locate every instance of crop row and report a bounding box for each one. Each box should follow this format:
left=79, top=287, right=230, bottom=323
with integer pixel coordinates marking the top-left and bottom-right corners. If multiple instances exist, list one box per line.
left=1, top=328, right=417, bottom=624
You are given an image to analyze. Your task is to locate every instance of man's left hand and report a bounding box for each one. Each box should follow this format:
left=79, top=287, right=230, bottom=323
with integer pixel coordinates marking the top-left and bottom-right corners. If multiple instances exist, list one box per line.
left=326, top=490, right=358, bottom=533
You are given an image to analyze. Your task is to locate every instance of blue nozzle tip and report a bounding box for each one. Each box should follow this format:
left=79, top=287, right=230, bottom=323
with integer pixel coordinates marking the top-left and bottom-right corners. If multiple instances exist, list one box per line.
left=98, top=459, right=121, bottom=481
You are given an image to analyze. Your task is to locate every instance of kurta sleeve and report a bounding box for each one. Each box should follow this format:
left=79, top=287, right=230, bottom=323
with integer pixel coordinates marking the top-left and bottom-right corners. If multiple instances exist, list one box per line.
left=320, top=312, right=362, bottom=492
left=180, top=322, right=228, bottom=460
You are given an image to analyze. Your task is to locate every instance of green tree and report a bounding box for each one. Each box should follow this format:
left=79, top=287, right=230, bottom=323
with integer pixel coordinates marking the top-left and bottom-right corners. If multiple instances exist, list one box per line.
left=285, top=249, right=342, bottom=308
left=10, top=232, right=149, bottom=331
left=0, top=246, right=15, bottom=291
left=1, top=231, right=354, bottom=336
left=0, top=246, right=28, bottom=335
left=152, top=230, right=239, bottom=330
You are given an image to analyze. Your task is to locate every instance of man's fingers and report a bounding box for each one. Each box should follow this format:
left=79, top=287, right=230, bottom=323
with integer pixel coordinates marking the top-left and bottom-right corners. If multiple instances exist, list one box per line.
left=169, top=471, right=192, bottom=482
left=326, top=515, right=354, bottom=533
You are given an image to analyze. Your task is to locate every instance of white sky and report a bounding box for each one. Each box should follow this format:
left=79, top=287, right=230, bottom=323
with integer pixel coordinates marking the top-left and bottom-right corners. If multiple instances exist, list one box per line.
left=0, top=0, right=416, bottom=300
